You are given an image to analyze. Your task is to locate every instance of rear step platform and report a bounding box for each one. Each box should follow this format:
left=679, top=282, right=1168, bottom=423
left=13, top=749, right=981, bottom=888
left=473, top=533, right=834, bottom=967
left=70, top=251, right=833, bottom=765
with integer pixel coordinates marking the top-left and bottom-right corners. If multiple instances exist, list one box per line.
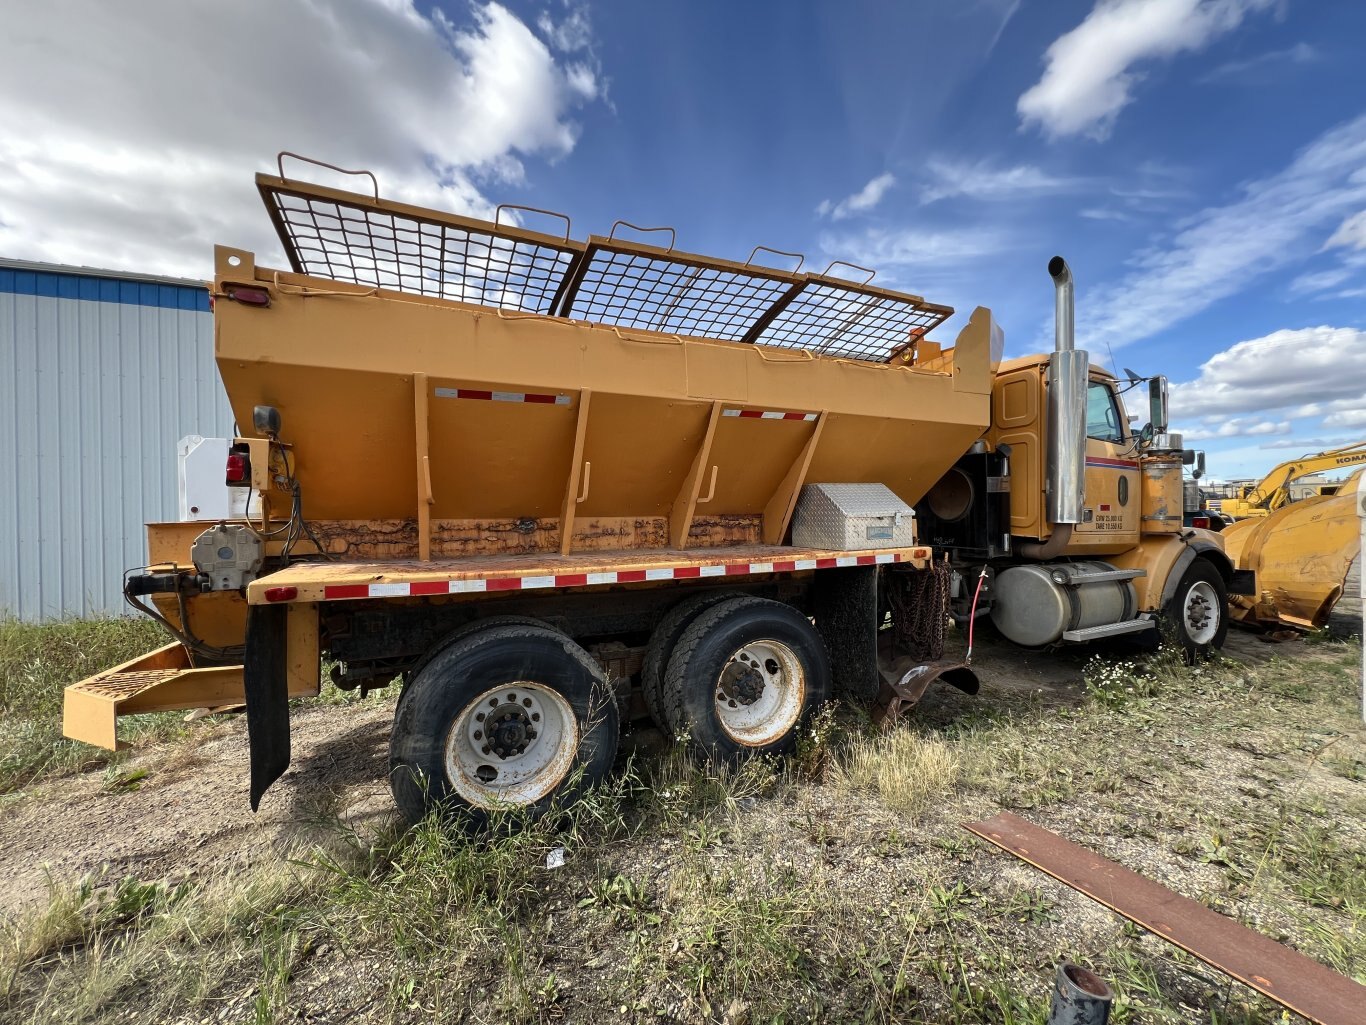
left=63, top=643, right=252, bottom=751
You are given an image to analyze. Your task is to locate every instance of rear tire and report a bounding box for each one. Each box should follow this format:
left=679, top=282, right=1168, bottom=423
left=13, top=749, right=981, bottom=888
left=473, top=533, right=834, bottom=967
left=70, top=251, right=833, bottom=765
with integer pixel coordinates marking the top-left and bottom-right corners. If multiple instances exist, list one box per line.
left=1163, top=558, right=1228, bottom=662
left=390, top=623, right=618, bottom=829
left=661, top=597, right=830, bottom=761
left=641, top=590, right=739, bottom=731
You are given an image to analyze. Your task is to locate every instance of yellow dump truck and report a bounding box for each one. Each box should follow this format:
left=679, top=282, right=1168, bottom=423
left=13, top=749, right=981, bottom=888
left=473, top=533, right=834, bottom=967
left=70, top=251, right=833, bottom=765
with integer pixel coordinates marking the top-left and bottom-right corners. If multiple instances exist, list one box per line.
left=63, top=157, right=1237, bottom=825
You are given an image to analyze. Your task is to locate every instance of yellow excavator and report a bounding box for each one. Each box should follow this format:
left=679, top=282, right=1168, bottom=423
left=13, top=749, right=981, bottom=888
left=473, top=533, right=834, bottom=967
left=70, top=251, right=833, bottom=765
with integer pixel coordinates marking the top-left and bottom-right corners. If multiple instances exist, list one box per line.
left=1210, top=441, right=1366, bottom=520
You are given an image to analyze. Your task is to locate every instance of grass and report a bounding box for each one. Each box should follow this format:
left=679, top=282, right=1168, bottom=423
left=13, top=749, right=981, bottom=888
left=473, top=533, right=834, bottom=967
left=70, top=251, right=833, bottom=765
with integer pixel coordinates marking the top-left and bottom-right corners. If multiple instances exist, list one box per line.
left=0, top=616, right=165, bottom=793
left=1, top=617, right=1363, bottom=1023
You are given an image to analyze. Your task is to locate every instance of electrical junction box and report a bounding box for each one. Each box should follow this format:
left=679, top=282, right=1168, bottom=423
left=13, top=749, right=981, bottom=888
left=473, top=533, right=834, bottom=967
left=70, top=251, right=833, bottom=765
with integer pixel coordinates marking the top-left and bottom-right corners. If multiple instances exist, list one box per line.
left=791, top=483, right=916, bottom=550
left=178, top=435, right=258, bottom=521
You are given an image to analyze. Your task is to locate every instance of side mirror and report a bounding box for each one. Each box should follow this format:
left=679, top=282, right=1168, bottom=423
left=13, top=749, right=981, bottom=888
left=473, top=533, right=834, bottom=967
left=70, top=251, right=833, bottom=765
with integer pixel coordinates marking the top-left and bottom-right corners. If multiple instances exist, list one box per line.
left=1148, top=376, right=1168, bottom=433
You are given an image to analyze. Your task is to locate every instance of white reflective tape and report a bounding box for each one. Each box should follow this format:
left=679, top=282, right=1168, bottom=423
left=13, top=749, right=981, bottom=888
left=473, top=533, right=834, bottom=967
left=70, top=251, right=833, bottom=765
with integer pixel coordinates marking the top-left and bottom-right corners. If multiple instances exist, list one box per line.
left=699, top=565, right=726, bottom=577
left=802, top=413, right=818, bottom=421
left=874, top=553, right=896, bottom=564
left=748, top=562, right=774, bottom=574
left=760, top=411, right=783, bottom=419
left=586, top=572, right=617, bottom=586
left=794, top=559, right=817, bottom=571
left=433, top=387, right=459, bottom=398
left=368, top=583, right=410, bottom=597
left=553, top=395, right=572, bottom=405
left=491, top=391, right=523, bottom=403
left=835, top=556, right=858, bottom=568
left=520, top=575, right=556, bottom=589
left=721, top=409, right=741, bottom=417
left=448, top=579, right=487, bottom=593
left=645, top=568, right=674, bottom=581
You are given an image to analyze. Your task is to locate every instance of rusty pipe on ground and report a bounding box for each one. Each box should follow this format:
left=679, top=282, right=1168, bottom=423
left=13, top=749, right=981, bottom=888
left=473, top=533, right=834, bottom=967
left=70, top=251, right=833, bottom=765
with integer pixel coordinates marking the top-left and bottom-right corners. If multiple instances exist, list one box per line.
left=1047, top=963, right=1113, bottom=1025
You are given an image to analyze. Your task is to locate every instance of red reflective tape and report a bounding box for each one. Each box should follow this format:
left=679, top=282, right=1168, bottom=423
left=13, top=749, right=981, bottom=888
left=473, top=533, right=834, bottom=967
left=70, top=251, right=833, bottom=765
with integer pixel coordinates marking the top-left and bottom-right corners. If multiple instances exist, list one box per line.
left=737, top=409, right=763, bottom=418
left=522, top=392, right=558, bottom=404
left=724, top=563, right=750, bottom=575
left=555, top=573, right=588, bottom=587
left=325, top=584, right=371, bottom=600
left=617, top=570, right=647, bottom=583
left=485, top=577, right=523, bottom=591
left=458, top=388, right=493, bottom=401
left=782, top=412, right=806, bottom=420
left=771, top=560, right=796, bottom=572
left=815, top=558, right=838, bottom=569
left=673, top=566, right=701, bottom=578
left=855, top=555, right=877, bottom=566
left=409, top=580, right=450, bottom=596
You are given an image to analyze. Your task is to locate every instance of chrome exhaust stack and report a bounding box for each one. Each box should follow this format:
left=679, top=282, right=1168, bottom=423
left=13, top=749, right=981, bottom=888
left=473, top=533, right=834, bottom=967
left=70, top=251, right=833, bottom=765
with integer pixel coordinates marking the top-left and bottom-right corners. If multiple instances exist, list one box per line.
left=1045, top=256, right=1088, bottom=525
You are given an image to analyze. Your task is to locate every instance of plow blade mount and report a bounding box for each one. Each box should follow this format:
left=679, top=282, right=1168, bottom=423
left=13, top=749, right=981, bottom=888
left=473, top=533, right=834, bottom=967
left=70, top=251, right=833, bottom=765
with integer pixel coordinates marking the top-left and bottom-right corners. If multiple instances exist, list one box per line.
left=874, top=657, right=979, bottom=727
left=1223, top=488, right=1362, bottom=630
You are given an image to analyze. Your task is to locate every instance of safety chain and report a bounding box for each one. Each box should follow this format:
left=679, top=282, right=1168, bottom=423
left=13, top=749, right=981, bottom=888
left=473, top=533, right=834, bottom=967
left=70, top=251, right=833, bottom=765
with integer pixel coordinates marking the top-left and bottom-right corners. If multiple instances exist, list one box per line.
left=887, top=557, right=953, bottom=661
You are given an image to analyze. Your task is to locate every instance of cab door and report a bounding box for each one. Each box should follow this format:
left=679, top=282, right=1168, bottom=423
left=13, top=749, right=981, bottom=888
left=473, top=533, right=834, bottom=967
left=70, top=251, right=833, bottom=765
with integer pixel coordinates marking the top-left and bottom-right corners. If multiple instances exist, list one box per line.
left=1073, top=378, right=1141, bottom=550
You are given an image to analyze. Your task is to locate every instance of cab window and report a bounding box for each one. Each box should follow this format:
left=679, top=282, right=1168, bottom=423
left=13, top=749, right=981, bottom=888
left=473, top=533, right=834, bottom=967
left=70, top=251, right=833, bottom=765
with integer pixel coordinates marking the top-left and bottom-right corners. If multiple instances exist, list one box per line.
left=1086, top=381, right=1125, bottom=443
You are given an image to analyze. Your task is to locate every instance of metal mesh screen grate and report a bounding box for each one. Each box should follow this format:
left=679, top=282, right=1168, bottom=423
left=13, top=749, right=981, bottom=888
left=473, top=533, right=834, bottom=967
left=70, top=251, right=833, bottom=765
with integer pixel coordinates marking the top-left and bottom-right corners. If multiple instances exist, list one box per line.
left=259, top=175, right=954, bottom=360
left=560, top=246, right=797, bottom=340
left=755, top=279, right=951, bottom=360
left=265, top=188, right=580, bottom=314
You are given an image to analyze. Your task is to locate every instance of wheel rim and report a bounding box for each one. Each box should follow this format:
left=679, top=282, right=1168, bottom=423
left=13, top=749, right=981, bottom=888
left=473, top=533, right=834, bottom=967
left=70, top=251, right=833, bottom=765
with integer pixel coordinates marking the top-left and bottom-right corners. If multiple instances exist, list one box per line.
left=445, top=682, right=578, bottom=809
left=1183, top=580, right=1221, bottom=646
left=713, top=639, right=806, bottom=746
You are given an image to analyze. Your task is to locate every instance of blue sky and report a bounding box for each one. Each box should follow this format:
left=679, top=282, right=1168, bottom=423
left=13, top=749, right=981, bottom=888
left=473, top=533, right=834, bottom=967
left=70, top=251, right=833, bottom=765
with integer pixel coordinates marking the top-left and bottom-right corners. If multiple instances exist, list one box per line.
left=3, top=0, right=1365, bottom=478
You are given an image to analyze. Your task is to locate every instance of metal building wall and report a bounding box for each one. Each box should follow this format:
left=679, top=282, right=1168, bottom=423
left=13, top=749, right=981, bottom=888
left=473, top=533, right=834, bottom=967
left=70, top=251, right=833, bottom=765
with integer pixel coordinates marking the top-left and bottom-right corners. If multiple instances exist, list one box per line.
left=0, top=261, right=232, bottom=621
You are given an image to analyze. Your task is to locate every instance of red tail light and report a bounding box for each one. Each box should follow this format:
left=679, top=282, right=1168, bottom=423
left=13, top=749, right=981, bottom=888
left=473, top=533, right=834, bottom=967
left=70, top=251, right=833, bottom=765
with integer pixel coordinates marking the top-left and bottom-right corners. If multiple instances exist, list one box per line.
left=226, top=449, right=249, bottom=485
left=264, top=586, right=298, bottom=603
left=226, top=285, right=271, bottom=307
left=1192, top=516, right=1210, bottom=529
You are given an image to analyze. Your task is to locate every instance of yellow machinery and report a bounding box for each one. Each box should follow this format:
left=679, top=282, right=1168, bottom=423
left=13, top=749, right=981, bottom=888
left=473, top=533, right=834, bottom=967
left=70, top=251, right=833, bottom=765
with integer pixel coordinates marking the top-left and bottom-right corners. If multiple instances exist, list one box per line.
left=1223, top=469, right=1362, bottom=630
left=1209, top=442, right=1366, bottom=520
left=64, top=156, right=1235, bottom=825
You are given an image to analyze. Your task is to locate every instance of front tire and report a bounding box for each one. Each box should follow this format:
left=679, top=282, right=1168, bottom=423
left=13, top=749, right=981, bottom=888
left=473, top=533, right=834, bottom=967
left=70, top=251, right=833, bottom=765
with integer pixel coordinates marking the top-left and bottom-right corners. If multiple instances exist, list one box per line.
left=1163, top=558, right=1228, bottom=661
left=661, top=596, right=830, bottom=760
left=389, top=623, right=618, bottom=828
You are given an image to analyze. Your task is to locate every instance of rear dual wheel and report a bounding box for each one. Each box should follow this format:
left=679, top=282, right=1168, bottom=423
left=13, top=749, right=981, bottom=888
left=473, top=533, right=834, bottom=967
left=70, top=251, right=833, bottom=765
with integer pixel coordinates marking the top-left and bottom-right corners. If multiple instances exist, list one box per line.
left=658, top=596, right=831, bottom=760
left=389, top=623, right=618, bottom=828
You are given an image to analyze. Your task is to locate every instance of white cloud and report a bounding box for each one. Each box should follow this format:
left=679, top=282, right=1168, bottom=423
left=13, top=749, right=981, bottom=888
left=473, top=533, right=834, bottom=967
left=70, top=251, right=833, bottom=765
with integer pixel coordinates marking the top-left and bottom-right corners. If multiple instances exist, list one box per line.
left=1018, top=0, right=1277, bottom=139
left=817, top=173, right=897, bottom=221
left=1168, top=326, right=1366, bottom=421
left=1180, top=418, right=1290, bottom=441
left=817, top=225, right=1003, bottom=272
left=1289, top=267, right=1353, bottom=295
left=919, top=159, right=1082, bottom=204
left=1198, top=41, right=1318, bottom=83
left=1079, top=114, right=1366, bottom=351
left=1258, top=435, right=1359, bottom=450
left=0, top=1, right=603, bottom=278
left=1326, top=210, right=1366, bottom=250
left=1323, top=408, right=1366, bottom=429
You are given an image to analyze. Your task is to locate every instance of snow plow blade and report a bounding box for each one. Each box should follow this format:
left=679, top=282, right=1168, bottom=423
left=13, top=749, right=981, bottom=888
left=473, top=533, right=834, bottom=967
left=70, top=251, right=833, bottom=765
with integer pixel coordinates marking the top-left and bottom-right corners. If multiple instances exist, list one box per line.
left=1223, top=484, right=1362, bottom=631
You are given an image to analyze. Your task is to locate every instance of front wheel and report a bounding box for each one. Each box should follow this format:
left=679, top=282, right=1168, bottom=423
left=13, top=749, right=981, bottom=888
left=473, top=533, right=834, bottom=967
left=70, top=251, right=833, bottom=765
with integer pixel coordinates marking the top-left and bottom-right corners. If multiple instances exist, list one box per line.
left=389, top=623, right=618, bottom=828
left=1163, top=558, right=1228, bottom=661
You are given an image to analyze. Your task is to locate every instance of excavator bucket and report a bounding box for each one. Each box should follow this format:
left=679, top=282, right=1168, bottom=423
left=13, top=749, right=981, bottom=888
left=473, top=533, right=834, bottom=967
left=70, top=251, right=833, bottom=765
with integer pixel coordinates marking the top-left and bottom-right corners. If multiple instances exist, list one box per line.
left=1224, top=480, right=1362, bottom=631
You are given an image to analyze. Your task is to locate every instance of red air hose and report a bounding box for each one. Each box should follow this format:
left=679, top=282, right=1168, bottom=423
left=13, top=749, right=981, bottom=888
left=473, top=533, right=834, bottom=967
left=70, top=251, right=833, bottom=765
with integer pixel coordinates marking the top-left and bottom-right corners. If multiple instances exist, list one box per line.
left=966, top=567, right=987, bottom=664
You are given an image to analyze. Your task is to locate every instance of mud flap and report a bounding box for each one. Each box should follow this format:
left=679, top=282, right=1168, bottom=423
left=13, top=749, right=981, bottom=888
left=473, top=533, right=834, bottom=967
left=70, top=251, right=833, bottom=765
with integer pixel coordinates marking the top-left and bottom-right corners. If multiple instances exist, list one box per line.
left=245, top=604, right=290, bottom=810
left=813, top=566, right=880, bottom=704
left=874, top=658, right=979, bottom=728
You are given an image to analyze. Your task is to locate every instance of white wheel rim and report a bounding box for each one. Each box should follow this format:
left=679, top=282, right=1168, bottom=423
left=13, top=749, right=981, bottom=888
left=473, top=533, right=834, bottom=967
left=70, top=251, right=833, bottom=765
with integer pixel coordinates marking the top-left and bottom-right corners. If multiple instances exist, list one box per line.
left=713, top=639, right=806, bottom=746
left=444, top=682, right=578, bottom=809
left=1183, top=580, right=1220, bottom=646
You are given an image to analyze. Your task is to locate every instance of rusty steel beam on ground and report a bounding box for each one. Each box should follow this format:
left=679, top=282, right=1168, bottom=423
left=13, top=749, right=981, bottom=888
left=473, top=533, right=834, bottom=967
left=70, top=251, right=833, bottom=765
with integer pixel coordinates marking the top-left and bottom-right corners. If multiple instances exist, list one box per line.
left=963, top=811, right=1366, bottom=1025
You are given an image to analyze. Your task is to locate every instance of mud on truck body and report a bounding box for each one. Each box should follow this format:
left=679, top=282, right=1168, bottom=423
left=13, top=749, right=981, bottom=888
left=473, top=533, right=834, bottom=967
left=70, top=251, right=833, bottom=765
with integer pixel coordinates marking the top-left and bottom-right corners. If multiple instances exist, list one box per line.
left=63, top=157, right=1240, bottom=826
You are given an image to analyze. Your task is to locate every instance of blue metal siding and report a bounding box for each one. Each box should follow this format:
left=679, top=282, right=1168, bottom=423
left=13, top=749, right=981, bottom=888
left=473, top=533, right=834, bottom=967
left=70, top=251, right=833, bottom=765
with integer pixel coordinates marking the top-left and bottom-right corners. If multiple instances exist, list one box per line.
left=0, top=267, right=230, bottom=620
left=0, top=266, right=210, bottom=313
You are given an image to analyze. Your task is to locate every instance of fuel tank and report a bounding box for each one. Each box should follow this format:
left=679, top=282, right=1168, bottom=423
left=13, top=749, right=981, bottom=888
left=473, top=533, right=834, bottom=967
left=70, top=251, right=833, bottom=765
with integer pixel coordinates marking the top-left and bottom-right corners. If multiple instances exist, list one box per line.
left=990, top=560, right=1138, bottom=646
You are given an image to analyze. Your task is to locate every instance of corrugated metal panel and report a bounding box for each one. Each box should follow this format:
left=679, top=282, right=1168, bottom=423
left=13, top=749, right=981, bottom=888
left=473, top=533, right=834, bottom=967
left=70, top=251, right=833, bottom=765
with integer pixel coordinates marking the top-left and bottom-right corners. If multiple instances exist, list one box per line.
left=0, top=266, right=229, bottom=620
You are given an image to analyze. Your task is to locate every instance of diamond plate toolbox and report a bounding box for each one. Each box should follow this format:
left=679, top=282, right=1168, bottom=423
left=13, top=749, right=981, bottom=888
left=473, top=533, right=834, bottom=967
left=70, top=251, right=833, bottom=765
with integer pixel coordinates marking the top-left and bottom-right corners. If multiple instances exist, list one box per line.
left=791, top=483, right=916, bottom=550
